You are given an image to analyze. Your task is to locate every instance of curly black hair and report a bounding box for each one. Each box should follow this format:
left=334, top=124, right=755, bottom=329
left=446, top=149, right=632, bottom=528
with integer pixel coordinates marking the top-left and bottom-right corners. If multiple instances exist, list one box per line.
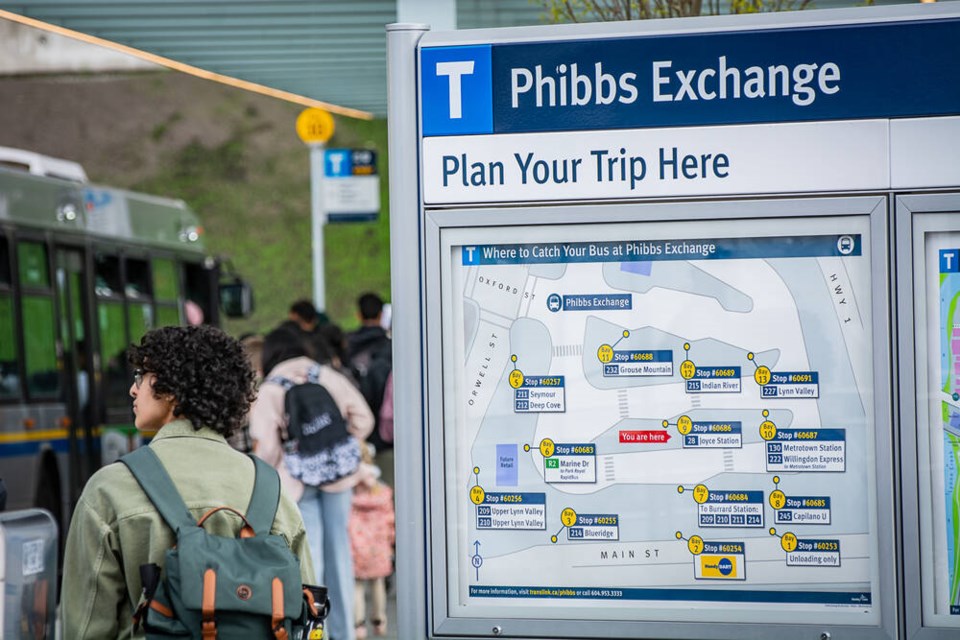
left=128, top=325, right=257, bottom=436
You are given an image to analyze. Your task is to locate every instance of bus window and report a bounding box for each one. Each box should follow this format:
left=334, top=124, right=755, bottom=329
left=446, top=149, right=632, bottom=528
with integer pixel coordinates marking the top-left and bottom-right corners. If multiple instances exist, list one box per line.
left=125, top=256, right=151, bottom=299
left=18, top=240, right=49, bottom=288
left=98, top=300, right=128, bottom=412
left=156, top=303, right=180, bottom=328
left=153, top=258, right=178, bottom=300
left=0, top=234, right=10, bottom=285
left=17, top=240, right=59, bottom=399
left=0, top=235, right=18, bottom=399
left=22, top=296, right=59, bottom=398
left=56, top=251, right=86, bottom=352
left=94, top=253, right=121, bottom=297
left=0, top=293, right=17, bottom=399
left=184, top=261, right=214, bottom=325
left=125, top=257, right=153, bottom=343
left=95, top=252, right=129, bottom=412
left=153, top=257, right=181, bottom=328
left=127, top=303, right=153, bottom=344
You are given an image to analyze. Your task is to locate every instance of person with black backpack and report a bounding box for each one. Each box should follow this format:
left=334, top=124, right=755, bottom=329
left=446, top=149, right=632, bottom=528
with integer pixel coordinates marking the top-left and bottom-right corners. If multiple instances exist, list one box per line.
left=251, top=325, right=374, bottom=640
left=62, top=325, right=318, bottom=638
left=345, top=292, right=394, bottom=488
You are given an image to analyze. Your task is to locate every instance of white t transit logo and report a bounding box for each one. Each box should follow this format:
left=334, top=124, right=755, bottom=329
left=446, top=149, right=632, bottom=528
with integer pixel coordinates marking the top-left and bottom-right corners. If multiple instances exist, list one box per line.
left=436, top=61, right=475, bottom=119
left=328, top=153, right=345, bottom=175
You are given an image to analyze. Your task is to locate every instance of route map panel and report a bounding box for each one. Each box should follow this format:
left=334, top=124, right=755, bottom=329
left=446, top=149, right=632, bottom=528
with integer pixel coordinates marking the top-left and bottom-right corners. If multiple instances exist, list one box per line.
left=438, top=214, right=882, bottom=625
left=920, top=230, right=960, bottom=625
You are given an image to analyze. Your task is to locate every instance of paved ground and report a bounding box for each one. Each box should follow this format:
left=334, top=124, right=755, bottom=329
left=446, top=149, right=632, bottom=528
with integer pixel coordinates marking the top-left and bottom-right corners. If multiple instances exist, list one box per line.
left=352, top=579, right=399, bottom=640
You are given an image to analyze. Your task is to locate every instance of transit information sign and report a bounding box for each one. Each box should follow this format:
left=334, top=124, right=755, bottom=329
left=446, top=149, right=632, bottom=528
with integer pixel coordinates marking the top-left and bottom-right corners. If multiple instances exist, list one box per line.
left=419, top=17, right=960, bottom=205
left=918, top=231, right=960, bottom=627
left=439, top=214, right=880, bottom=626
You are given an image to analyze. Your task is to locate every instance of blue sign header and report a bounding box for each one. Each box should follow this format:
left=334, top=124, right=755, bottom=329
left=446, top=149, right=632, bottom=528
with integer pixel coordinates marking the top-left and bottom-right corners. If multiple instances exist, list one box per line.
left=324, top=148, right=378, bottom=178
left=460, top=234, right=861, bottom=265
left=421, top=19, right=960, bottom=136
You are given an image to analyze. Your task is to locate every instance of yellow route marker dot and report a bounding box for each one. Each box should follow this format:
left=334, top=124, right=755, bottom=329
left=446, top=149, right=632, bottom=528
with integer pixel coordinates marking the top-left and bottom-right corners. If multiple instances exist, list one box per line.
left=762, top=409, right=770, bottom=418
left=675, top=531, right=683, bottom=539
left=747, top=352, right=755, bottom=361
left=677, top=486, right=685, bottom=494
left=473, top=466, right=480, bottom=475
left=295, top=108, right=335, bottom=144
left=560, top=508, right=577, bottom=527
left=772, top=476, right=780, bottom=484
left=523, top=444, right=530, bottom=452
left=688, top=535, right=704, bottom=555
left=622, top=330, right=630, bottom=338
left=754, top=365, right=772, bottom=385
left=769, top=490, right=786, bottom=510
left=781, top=532, right=798, bottom=552
left=760, top=420, right=777, bottom=441
left=469, top=485, right=485, bottom=505
left=680, top=360, right=696, bottom=380
left=551, top=535, right=558, bottom=543
left=683, top=343, right=691, bottom=351
left=693, top=484, right=709, bottom=504
left=769, top=527, right=777, bottom=536
left=509, top=369, right=524, bottom=389
left=539, top=438, right=555, bottom=457
left=677, top=415, right=693, bottom=435
left=511, top=355, right=517, bottom=362
left=597, top=344, right=614, bottom=363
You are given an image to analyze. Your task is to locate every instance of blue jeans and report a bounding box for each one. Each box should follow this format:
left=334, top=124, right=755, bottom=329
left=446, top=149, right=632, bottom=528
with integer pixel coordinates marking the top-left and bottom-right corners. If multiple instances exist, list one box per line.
left=299, top=486, right=355, bottom=640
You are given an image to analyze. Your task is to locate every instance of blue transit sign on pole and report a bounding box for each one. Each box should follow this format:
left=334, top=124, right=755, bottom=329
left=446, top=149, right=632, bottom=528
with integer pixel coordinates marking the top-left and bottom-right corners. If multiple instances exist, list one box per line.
left=323, top=148, right=380, bottom=223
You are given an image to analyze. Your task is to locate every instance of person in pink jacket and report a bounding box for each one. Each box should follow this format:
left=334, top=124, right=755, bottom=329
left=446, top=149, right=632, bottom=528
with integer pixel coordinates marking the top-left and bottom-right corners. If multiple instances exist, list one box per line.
left=349, top=444, right=395, bottom=638
left=250, top=325, right=374, bottom=640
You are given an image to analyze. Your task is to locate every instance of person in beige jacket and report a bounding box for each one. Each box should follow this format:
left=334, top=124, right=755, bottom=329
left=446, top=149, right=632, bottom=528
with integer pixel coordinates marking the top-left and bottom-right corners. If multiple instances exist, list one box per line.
left=62, top=325, right=313, bottom=639
left=250, top=324, right=373, bottom=640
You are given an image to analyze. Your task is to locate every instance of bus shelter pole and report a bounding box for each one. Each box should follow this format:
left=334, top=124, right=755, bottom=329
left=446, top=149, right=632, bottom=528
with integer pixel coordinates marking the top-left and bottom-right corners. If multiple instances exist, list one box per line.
left=309, top=142, right=327, bottom=312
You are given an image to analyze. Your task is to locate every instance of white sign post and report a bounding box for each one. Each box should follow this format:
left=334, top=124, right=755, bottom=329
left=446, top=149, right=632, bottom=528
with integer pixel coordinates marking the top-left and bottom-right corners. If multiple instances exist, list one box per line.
left=296, top=108, right=335, bottom=311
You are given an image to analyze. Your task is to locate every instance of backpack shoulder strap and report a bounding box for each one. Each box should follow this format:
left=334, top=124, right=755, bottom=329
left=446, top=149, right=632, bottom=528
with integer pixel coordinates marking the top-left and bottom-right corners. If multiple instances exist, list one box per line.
left=120, top=446, right=196, bottom=532
left=244, top=454, right=281, bottom=537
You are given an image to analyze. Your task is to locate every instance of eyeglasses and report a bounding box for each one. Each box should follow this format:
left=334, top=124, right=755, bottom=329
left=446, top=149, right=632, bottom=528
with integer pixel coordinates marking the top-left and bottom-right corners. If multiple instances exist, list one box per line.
left=133, top=369, right=144, bottom=389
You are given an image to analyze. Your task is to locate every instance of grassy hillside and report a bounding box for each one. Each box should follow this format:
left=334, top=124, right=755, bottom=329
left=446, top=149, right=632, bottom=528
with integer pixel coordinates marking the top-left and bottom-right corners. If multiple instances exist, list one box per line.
left=0, top=71, right=391, bottom=335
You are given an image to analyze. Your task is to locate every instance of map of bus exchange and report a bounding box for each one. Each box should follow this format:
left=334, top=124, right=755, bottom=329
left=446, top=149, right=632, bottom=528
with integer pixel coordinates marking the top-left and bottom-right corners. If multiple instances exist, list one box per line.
left=938, top=247, right=960, bottom=615
left=442, top=217, right=881, bottom=625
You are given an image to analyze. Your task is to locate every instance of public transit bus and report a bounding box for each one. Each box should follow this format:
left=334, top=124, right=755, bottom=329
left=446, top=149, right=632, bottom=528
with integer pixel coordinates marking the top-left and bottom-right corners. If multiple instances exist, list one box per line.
left=0, top=147, right=251, bottom=539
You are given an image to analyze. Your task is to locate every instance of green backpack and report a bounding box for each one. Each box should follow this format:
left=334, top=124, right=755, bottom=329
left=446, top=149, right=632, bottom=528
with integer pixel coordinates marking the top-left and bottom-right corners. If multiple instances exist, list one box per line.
left=120, top=446, right=326, bottom=639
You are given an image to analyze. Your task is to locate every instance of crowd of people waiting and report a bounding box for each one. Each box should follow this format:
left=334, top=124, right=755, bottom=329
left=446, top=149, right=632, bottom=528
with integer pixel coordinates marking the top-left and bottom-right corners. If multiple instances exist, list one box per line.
left=245, top=294, right=395, bottom=640
left=61, top=293, right=395, bottom=640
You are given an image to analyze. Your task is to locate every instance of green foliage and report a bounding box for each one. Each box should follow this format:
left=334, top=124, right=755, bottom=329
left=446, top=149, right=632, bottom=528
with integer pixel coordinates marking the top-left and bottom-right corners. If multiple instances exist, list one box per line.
left=150, top=112, right=183, bottom=142
left=538, top=0, right=810, bottom=20
left=133, top=116, right=391, bottom=337
left=729, top=0, right=811, bottom=13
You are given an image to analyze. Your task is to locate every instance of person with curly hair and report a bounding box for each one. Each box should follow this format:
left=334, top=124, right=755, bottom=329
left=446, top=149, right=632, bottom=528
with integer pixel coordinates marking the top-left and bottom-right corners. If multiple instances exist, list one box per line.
left=61, top=325, right=315, bottom=639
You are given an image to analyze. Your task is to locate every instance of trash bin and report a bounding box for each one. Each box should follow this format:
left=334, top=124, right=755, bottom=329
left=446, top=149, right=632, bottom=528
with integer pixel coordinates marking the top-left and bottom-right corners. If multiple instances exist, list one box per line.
left=1, top=509, right=57, bottom=640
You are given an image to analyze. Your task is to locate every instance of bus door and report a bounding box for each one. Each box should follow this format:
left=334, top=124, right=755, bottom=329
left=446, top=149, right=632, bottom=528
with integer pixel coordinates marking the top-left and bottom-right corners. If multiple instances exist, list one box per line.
left=184, top=260, right=220, bottom=326
left=12, top=236, right=65, bottom=536
left=54, top=246, right=95, bottom=497
left=93, top=249, right=137, bottom=463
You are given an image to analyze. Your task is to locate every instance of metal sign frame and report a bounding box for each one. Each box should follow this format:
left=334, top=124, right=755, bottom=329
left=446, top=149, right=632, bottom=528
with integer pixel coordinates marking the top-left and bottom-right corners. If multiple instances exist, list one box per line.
left=386, top=5, right=960, bottom=639
left=896, top=193, right=960, bottom=639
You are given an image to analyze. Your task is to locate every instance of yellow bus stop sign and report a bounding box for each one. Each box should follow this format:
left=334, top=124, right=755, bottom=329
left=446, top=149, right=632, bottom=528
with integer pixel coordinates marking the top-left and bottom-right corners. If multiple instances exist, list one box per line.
left=296, top=108, right=335, bottom=144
